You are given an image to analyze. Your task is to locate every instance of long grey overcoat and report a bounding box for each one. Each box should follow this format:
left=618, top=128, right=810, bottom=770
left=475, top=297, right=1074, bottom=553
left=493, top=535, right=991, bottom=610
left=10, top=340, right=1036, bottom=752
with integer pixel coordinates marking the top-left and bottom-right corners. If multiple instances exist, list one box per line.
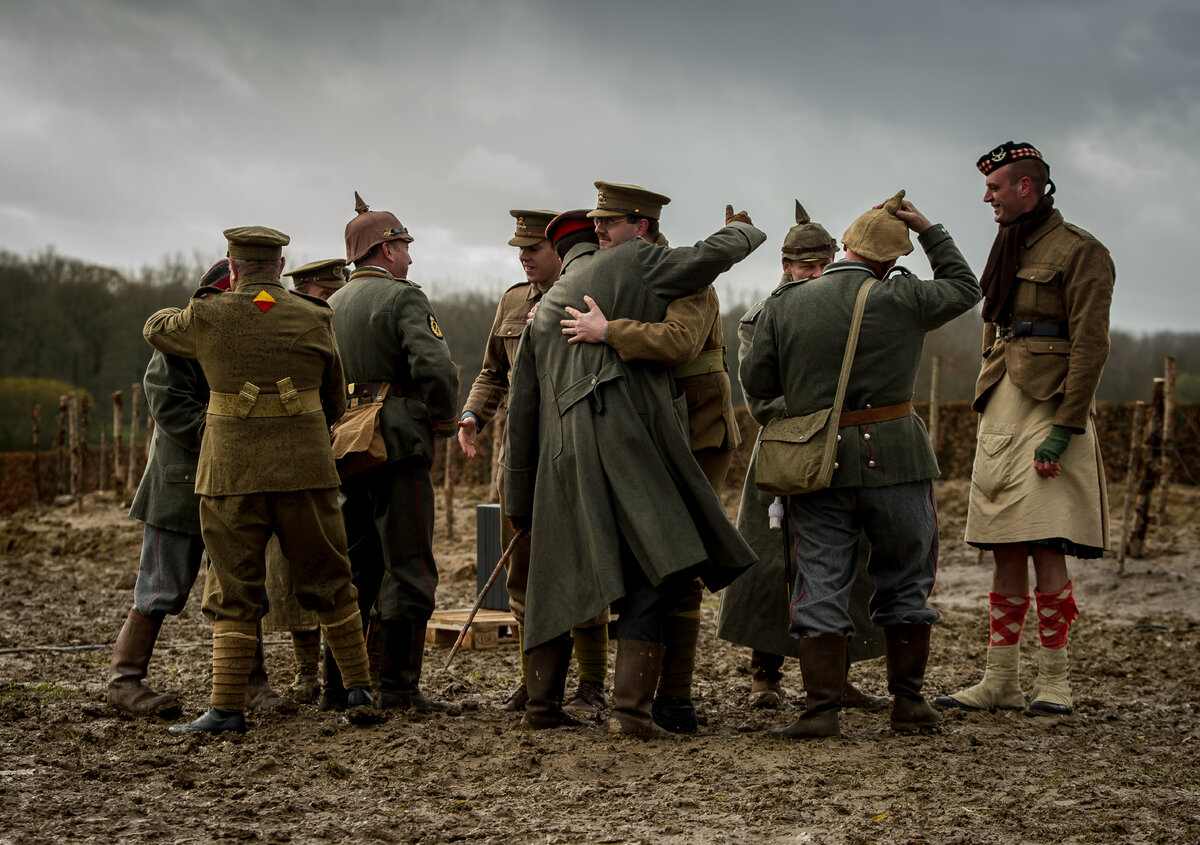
left=128, top=350, right=207, bottom=535
left=504, top=222, right=766, bottom=650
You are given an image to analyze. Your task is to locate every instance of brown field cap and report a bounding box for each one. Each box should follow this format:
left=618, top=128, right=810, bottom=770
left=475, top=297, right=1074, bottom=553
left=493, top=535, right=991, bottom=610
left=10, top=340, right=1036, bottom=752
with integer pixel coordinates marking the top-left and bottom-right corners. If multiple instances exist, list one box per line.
left=224, top=226, right=290, bottom=260
left=284, top=258, right=347, bottom=290
left=587, top=181, right=671, bottom=220
left=508, top=209, right=559, bottom=247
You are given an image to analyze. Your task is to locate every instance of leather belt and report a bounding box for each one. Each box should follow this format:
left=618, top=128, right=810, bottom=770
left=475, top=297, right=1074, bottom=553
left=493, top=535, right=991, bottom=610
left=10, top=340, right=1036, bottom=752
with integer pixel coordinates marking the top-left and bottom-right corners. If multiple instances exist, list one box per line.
left=347, top=381, right=390, bottom=407
left=839, top=401, right=913, bottom=427
left=672, top=347, right=728, bottom=380
left=997, top=321, right=1069, bottom=340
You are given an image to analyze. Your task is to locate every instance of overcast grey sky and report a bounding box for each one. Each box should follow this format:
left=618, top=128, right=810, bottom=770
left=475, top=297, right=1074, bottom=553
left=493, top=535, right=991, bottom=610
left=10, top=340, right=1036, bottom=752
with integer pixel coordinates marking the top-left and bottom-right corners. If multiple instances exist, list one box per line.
left=2, top=0, right=1197, bottom=331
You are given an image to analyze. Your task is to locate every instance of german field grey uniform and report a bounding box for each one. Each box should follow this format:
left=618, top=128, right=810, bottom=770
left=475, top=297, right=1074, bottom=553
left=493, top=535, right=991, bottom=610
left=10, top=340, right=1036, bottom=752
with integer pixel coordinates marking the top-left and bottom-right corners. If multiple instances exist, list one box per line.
left=145, top=226, right=373, bottom=735
left=718, top=201, right=887, bottom=712
left=741, top=191, right=980, bottom=737
left=329, top=194, right=460, bottom=713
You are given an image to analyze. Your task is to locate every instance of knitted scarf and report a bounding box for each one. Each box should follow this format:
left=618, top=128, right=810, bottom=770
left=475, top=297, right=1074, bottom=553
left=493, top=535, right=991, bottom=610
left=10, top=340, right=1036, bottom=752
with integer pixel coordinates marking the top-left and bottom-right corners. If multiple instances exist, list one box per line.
left=979, top=195, right=1055, bottom=322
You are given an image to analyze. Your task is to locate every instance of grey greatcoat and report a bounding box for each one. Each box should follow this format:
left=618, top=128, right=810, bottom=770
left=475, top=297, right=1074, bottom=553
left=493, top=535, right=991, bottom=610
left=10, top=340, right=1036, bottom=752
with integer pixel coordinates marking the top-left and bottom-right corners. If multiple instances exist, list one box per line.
left=129, top=350, right=208, bottom=535
left=504, top=222, right=766, bottom=650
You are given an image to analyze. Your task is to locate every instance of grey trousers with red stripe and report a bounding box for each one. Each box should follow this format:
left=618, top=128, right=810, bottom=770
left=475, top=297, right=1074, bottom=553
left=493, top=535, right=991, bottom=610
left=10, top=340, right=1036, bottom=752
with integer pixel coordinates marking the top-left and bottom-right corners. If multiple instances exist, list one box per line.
left=787, top=480, right=939, bottom=639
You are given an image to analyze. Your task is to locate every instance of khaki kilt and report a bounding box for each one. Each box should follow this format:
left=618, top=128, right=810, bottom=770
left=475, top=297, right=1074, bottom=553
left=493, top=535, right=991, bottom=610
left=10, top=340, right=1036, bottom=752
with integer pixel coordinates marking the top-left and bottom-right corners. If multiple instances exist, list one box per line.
left=965, top=374, right=1109, bottom=553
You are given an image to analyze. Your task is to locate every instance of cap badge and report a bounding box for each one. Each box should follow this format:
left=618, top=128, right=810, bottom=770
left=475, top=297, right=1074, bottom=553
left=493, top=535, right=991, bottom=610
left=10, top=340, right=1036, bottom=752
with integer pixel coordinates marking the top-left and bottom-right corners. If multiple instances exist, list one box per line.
left=253, top=291, right=276, bottom=313
left=597, top=191, right=607, bottom=207
left=990, top=150, right=1006, bottom=163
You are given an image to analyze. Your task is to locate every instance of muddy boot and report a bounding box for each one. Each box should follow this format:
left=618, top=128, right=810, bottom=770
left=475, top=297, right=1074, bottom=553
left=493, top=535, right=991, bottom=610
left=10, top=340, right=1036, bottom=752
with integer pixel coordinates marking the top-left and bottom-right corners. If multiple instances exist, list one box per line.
left=522, top=635, right=576, bottom=729
left=500, top=624, right=530, bottom=712
left=564, top=622, right=610, bottom=717
left=167, top=707, right=246, bottom=736
left=1028, top=644, right=1073, bottom=716
left=934, top=644, right=1023, bottom=711
left=840, top=655, right=891, bottom=711
left=288, top=628, right=321, bottom=704
left=651, top=593, right=700, bottom=733
left=771, top=636, right=846, bottom=739
left=885, top=623, right=941, bottom=732
left=748, top=650, right=785, bottom=709
left=378, top=621, right=461, bottom=715
left=107, top=608, right=180, bottom=717
left=169, top=619, right=256, bottom=736
left=245, top=623, right=292, bottom=712
left=608, top=639, right=667, bottom=736
left=317, top=641, right=347, bottom=711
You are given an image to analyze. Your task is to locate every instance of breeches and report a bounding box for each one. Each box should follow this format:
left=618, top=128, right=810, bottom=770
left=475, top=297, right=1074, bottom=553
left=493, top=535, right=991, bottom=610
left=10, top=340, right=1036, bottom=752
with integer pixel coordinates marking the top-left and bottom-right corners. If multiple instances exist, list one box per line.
left=788, top=480, right=939, bottom=638
left=340, top=459, right=439, bottom=623
left=133, top=523, right=205, bottom=618
left=199, top=489, right=358, bottom=624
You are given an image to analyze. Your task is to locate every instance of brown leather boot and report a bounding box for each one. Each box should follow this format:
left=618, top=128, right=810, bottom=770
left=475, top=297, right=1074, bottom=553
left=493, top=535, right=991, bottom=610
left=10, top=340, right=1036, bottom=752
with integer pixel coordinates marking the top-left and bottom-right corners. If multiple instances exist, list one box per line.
left=244, top=623, right=293, bottom=712
left=107, top=608, right=180, bottom=716
left=608, top=639, right=667, bottom=736
left=885, top=623, right=941, bottom=731
left=748, top=650, right=785, bottom=708
left=840, top=654, right=891, bottom=710
left=522, top=636, right=576, bottom=729
left=771, top=636, right=846, bottom=739
left=288, top=628, right=321, bottom=704
left=378, top=621, right=461, bottom=715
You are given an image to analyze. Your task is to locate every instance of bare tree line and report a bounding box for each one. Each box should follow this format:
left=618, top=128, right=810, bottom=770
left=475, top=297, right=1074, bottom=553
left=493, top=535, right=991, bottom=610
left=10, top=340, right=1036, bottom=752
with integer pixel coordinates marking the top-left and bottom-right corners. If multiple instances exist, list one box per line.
left=1, top=247, right=1197, bottom=451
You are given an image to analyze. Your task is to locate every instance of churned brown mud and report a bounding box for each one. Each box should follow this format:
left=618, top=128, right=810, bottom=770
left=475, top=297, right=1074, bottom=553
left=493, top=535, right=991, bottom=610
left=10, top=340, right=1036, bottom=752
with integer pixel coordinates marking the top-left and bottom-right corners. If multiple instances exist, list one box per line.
left=2, top=481, right=1198, bottom=844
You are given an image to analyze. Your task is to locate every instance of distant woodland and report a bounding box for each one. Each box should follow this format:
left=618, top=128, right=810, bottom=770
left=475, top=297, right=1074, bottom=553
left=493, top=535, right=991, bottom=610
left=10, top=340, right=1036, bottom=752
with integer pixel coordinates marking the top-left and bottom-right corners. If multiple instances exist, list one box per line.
left=1, top=248, right=1197, bottom=451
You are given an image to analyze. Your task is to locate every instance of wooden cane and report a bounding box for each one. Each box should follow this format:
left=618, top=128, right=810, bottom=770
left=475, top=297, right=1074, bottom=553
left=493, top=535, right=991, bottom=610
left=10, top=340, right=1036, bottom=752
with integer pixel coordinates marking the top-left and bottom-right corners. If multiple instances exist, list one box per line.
left=445, top=527, right=528, bottom=669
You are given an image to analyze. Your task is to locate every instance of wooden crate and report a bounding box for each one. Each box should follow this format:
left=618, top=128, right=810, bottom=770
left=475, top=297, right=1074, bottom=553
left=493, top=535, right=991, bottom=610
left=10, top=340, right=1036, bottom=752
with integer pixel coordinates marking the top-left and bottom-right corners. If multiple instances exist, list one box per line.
left=425, top=608, right=517, bottom=650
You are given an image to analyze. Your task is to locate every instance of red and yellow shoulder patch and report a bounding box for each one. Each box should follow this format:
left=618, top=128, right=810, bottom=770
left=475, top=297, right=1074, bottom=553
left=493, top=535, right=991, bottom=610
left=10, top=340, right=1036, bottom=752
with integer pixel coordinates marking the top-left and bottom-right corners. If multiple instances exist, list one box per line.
left=253, top=291, right=276, bottom=313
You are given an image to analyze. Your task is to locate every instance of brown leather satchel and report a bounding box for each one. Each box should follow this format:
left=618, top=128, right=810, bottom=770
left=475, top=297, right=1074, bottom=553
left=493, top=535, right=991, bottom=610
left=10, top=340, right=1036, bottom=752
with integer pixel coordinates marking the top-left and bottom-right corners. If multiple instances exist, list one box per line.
left=755, top=279, right=876, bottom=496
left=330, top=382, right=390, bottom=479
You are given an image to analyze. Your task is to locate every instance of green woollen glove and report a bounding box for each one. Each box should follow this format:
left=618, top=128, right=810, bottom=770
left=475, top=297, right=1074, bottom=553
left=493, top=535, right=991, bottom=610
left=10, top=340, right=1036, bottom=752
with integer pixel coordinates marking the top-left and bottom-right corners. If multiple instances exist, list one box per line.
left=1033, top=425, right=1074, bottom=463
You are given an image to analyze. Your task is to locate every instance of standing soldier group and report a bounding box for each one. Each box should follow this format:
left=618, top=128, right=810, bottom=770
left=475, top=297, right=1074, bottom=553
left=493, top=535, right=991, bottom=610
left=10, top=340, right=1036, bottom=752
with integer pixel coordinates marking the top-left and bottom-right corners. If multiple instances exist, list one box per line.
left=107, top=138, right=1112, bottom=740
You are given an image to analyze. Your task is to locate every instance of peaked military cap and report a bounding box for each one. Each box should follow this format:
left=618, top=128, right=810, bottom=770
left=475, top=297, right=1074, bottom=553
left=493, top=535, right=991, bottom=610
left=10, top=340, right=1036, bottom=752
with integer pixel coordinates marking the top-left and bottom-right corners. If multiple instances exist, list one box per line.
left=781, top=200, right=836, bottom=262
left=345, top=191, right=414, bottom=263
left=224, top=226, right=290, bottom=260
left=284, top=258, right=347, bottom=290
left=587, top=181, right=671, bottom=220
left=508, top=209, right=559, bottom=247
left=841, top=190, right=913, bottom=263
left=545, top=210, right=594, bottom=246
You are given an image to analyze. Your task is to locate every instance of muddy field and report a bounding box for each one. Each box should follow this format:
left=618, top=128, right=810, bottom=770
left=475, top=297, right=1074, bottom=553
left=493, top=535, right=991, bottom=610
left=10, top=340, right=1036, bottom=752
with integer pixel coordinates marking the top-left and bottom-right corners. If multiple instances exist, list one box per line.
left=2, top=480, right=1199, bottom=844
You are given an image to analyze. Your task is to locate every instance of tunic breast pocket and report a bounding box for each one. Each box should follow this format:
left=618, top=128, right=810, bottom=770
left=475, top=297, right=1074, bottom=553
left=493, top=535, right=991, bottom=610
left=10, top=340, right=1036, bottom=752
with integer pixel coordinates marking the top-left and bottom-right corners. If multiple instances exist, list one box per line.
left=972, top=424, right=1015, bottom=500
left=1014, top=265, right=1062, bottom=319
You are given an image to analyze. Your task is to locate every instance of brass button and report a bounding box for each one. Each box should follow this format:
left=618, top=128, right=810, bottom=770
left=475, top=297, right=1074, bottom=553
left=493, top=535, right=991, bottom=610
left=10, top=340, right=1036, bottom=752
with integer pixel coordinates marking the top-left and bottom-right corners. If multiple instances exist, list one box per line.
left=863, top=432, right=871, bottom=441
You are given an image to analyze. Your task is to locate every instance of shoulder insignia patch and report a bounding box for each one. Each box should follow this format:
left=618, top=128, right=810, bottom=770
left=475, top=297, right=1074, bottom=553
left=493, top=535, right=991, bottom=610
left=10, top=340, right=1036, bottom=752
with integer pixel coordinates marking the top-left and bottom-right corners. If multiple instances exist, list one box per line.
left=428, top=314, right=443, bottom=338
left=253, top=291, right=276, bottom=313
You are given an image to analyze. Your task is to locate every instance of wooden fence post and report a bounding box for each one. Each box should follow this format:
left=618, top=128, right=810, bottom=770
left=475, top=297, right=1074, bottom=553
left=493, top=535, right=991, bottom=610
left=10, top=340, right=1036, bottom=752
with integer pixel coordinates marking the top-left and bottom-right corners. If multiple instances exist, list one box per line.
left=99, top=425, right=107, bottom=494
left=55, top=394, right=69, bottom=496
left=68, top=392, right=80, bottom=499
left=111, top=390, right=124, bottom=491
left=125, top=383, right=141, bottom=495
left=1126, top=380, right=1164, bottom=559
left=1117, top=402, right=1146, bottom=573
left=1156, top=357, right=1176, bottom=527
left=31, top=404, right=42, bottom=507
left=78, top=394, right=91, bottom=508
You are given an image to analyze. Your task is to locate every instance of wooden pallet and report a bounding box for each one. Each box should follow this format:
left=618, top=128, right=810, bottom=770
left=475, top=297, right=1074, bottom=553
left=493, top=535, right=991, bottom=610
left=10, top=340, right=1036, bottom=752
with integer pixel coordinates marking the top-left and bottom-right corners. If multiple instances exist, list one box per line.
left=425, top=609, right=517, bottom=650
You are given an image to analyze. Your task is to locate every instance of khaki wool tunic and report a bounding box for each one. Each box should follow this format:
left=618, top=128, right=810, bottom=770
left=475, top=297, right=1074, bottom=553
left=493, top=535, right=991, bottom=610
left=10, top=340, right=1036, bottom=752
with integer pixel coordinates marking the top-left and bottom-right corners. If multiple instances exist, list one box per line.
left=966, top=209, right=1115, bottom=551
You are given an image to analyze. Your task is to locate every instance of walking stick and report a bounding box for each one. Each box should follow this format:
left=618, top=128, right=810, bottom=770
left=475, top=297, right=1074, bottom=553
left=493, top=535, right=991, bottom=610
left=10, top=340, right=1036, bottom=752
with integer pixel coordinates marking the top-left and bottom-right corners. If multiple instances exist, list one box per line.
left=445, top=527, right=528, bottom=669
